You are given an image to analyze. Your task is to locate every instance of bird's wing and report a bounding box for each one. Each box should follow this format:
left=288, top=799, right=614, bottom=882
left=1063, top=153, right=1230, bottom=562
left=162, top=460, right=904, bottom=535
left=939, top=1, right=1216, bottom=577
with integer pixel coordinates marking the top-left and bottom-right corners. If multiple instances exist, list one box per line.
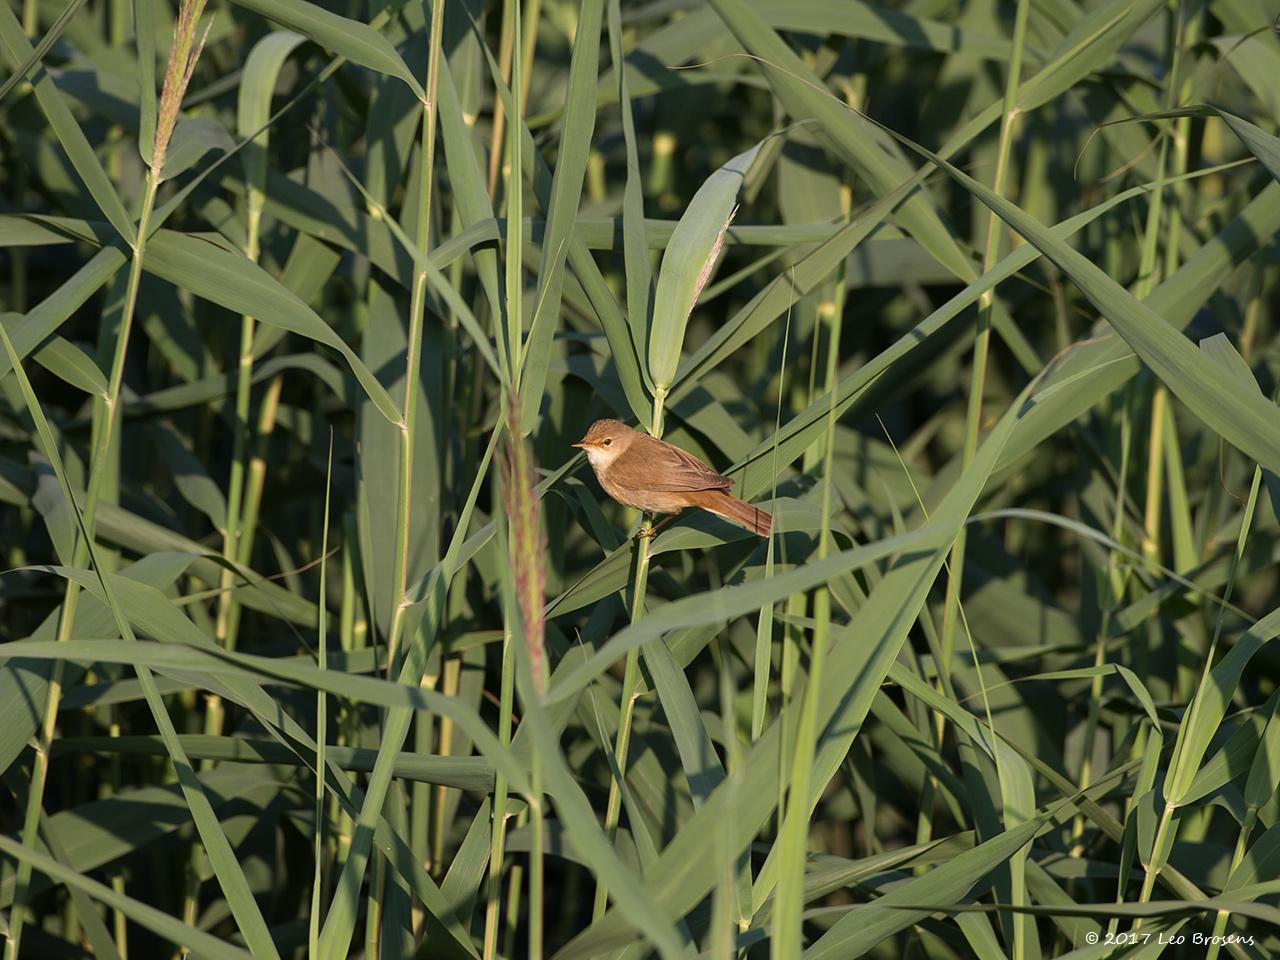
left=613, top=437, right=734, bottom=492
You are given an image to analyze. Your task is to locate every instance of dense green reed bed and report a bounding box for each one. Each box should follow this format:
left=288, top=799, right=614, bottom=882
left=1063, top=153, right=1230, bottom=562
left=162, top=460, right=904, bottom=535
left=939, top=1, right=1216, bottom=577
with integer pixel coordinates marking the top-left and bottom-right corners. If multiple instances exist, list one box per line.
left=1, top=0, right=1279, bottom=956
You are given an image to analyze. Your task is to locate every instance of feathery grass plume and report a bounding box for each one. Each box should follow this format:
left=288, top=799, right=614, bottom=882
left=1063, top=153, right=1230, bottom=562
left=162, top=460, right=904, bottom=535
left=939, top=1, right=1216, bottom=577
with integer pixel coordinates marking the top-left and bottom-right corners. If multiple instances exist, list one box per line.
left=151, top=0, right=211, bottom=173
left=501, top=396, right=547, bottom=698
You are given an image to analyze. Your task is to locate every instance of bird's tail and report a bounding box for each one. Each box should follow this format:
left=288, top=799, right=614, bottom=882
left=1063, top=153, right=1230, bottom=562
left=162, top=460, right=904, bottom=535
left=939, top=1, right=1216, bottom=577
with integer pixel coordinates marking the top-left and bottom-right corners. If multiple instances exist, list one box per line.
left=692, top=490, right=772, bottom=538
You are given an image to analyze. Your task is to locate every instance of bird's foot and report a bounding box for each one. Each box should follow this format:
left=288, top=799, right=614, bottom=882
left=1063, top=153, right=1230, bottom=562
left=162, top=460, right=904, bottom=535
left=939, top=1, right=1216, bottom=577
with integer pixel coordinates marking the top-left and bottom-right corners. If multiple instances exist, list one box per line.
left=636, top=515, right=676, bottom=539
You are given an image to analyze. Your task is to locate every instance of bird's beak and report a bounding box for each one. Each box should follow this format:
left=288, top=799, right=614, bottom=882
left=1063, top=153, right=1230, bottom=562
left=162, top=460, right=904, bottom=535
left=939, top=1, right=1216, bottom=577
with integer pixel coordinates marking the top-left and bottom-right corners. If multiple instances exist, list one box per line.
left=571, top=441, right=589, bottom=449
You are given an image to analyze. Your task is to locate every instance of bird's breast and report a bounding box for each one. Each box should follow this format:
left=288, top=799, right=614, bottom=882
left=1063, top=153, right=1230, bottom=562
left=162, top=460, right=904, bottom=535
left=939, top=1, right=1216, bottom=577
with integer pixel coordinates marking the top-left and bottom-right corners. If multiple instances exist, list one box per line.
left=598, top=469, right=687, bottom=515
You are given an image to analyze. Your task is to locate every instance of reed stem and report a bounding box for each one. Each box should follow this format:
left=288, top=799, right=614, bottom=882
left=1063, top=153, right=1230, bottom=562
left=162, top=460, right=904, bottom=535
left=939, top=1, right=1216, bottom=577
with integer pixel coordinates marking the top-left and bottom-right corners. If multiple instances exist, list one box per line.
left=592, top=385, right=667, bottom=917
left=482, top=635, right=516, bottom=960
left=1205, top=807, right=1255, bottom=960
left=3, top=168, right=159, bottom=960
left=770, top=218, right=844, bottom=957
left=930, top=0, right=1031, bottom=874
left=386, top=0, right=446, bottom=674
left=937, top=0, right=1031, bottom=692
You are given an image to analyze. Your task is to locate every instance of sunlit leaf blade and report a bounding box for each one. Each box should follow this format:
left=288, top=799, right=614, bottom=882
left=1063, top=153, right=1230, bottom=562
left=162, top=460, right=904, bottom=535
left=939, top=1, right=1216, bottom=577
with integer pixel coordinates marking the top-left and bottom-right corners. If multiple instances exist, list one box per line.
left=225, top=0, right=424, bottom=99
left=649, top=141, right=761, bottom=392
left=0, top=834, right=254, bottom=960
left=889, top=127, right=1280, bottom=476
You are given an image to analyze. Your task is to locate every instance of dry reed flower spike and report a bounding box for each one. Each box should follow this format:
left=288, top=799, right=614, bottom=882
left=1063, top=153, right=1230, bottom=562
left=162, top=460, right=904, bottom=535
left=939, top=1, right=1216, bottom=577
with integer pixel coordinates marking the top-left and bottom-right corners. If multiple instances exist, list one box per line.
left=501, top=398, right=547, bottom=699
left=152, top=0, right=213, bottom=174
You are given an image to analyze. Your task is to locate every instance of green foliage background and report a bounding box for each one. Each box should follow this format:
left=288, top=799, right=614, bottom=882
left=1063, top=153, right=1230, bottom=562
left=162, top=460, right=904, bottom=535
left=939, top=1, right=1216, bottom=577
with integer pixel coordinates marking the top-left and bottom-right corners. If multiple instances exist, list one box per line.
left=1, top=0, right=1280, bottom=957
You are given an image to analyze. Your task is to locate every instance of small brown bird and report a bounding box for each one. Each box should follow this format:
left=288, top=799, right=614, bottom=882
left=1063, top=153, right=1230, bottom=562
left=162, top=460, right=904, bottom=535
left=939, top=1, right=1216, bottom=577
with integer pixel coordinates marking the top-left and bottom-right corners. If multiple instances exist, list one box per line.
left=572, top=419, right=772, bottom=537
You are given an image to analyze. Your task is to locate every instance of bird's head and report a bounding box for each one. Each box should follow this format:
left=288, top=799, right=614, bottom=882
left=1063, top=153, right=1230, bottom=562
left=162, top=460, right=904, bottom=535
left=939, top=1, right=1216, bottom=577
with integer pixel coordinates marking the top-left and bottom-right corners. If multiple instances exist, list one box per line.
left=571, top=418, right=637, bottom=470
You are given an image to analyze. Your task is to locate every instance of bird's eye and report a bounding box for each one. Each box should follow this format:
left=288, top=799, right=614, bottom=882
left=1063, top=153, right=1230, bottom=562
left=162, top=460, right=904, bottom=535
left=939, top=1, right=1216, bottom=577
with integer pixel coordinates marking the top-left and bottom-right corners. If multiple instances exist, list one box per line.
left=602, top=438, right=612, bottom=446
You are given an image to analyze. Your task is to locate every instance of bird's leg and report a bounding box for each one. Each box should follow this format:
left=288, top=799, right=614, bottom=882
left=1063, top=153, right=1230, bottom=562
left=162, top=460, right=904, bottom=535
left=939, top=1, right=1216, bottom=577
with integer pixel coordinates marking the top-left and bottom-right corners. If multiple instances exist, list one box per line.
left=638, top=513, right=677, bottom=539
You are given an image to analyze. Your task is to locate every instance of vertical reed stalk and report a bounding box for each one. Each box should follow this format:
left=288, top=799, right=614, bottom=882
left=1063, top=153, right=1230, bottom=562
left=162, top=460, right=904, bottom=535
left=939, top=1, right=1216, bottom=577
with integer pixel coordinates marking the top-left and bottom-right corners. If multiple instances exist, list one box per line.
left=226, top=374, right=284, bottom=635
left=770, top=231, right=845, bottom=958
left=751, top=297, right=793, bottom=741
left=937, top=0, right=1031, bottom=689
left=1206, top=805, right=1257, bottom=960
left=1071, top=396, right=1133, bottom=855
left=412, top=683, right=435, bottom=874
left=1133, top=801, right=1176, bottom=927
left=529, top=753, right=545, bottom=960
left=1138, top=3, right=1196, bottom=576
left=482, top=635, right=515, bottom=960
left=309, top=436, right=334, bottom=954
left=2, top=3, right=206, bottom=951
left=484, top=2, right=526, bottom=950
left=1239, top=264, right=1264, bottom=363
left=712, top=653, right=742, bottom=957
left=331, top=511, right=361, bottom=876
left=386, top=0, right=446, bottom=673
left=209, top=170, right=268, bottom=663
left=430, top=654, right=461, bottom=872
left=590, top=528, right=652, bottom=919
left=1138, top=461, right=1261, bottom=923
left=374, top=0, right=446, bottom=941
left=501, top=808, right=527, bottom=958
left=930, top=0, right=1030, bottom=864
left=203, top=47, right=278, bottom=769
left=1207, top=623, right=1274, bottom=960
left=487, top=0, right=517, bottom=195
left=500, top=398, right=548, bottom=957
left=518, top=0, right=540, bottom=116
left=592, top=387, right=666, bottom=919
left=1123, top=8, right=1198, bottom=912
